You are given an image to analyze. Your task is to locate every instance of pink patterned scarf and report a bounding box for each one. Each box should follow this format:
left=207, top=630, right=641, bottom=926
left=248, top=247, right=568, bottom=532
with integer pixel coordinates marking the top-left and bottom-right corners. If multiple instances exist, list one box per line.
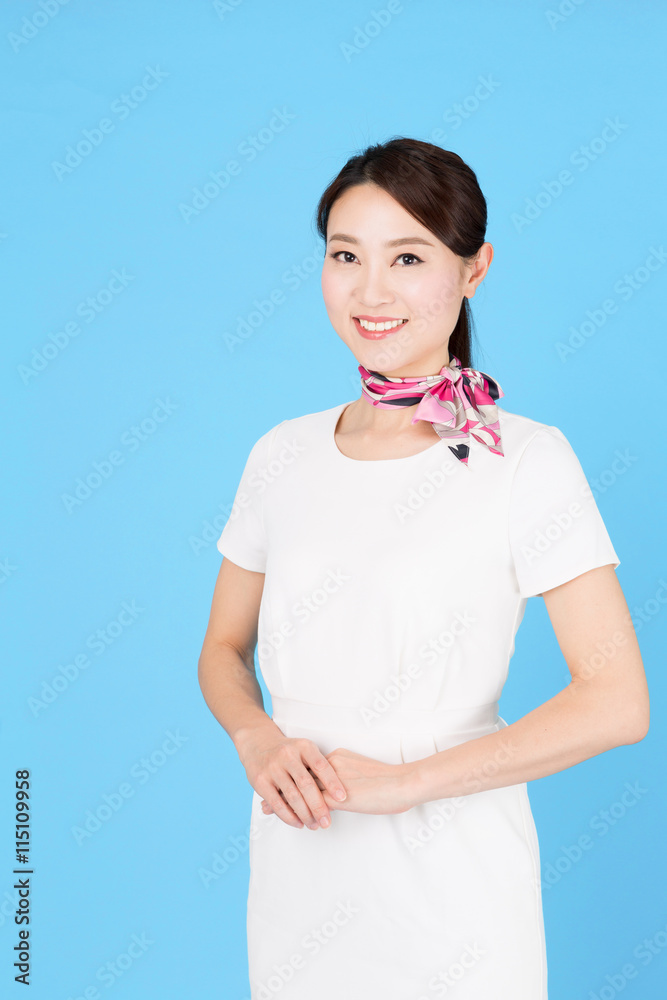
left=358, top=354, right=504, bottom=466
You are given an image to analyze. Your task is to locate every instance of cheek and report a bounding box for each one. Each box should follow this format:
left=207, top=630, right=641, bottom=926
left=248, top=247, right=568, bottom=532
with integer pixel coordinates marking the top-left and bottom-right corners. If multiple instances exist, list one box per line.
left=320, top=267, right=340, bottom=310
left=412, top=272, right=462, bottom=319
left=321, top=267, right=352, bottom=324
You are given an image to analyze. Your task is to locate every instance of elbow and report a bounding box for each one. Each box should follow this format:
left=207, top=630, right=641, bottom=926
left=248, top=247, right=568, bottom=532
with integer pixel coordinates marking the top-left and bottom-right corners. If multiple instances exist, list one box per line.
left=626, top=716, right=649, bottom=745
left=197, top=653, right=209, bottom=695
left=617, top=700, right=650, bottom=746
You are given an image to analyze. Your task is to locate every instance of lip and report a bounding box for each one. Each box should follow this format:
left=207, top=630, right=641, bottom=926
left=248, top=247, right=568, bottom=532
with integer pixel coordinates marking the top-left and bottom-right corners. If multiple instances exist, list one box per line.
left=353, top=316, right=408, bottom=340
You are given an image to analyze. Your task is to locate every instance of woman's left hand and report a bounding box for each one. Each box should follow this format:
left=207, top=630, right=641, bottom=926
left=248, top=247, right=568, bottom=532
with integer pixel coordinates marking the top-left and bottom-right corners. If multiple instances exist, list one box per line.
left=260, top=747, right=417, bottom=818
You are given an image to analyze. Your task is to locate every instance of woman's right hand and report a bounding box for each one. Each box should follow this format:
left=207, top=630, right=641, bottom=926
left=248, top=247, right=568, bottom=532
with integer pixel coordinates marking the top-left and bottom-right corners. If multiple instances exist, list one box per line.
left=236, top=728, right=348, bottom=831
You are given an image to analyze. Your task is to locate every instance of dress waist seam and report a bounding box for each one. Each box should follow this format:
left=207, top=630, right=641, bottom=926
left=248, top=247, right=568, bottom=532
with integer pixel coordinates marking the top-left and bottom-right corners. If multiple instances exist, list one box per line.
left=270, top=694, right=501, bottom=736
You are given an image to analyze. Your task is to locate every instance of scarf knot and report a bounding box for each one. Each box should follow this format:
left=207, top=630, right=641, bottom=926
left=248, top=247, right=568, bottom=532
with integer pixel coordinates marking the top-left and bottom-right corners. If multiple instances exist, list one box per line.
left=358, top=354, right=504, bottom=466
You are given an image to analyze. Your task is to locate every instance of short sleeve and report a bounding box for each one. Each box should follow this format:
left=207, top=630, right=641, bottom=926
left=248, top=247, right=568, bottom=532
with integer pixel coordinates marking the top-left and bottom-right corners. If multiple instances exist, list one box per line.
left=508, top=426, right=621, bottom=598
left=216, top=428, right=274, bottom=573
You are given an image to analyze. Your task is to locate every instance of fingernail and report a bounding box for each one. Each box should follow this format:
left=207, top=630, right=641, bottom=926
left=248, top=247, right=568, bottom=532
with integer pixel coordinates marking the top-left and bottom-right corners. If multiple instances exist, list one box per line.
left=320, top=815, right=330, bottom=828
left=335, top=789, right=346, bottom=801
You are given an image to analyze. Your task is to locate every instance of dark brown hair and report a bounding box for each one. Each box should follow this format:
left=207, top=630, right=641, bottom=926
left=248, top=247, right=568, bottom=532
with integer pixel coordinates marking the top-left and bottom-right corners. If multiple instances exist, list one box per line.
left=315, top=137, right=488, bottom=369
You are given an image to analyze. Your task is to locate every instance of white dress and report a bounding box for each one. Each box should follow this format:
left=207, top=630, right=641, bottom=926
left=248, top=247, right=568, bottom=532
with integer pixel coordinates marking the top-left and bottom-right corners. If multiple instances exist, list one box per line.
left=216, top=399, right=620, bottom=1000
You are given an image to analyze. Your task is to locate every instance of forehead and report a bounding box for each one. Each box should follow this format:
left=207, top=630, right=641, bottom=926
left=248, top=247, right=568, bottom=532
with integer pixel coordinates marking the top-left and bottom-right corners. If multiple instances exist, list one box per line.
left=327, top=185, right=434, bottom=244
left=330, top=184, right=419, bottom=223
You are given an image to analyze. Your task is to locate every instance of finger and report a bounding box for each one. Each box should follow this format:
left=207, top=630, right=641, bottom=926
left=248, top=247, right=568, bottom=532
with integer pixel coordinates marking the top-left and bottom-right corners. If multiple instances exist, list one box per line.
left=258, top=783, right=304, bottom=829
left=320, top=788, right=339, bottom=810
left=290, top=763, right=335, bottom=829
left=304, top=747, right=347, bottom=803
left=262, top=778, right=331, bottom=827
left=276, top=772, right=322, bottom=829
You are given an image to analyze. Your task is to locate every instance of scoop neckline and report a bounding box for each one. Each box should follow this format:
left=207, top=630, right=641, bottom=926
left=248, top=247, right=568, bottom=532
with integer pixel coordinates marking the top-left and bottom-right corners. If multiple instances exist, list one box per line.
left=329, top=400, right=448, bottom=465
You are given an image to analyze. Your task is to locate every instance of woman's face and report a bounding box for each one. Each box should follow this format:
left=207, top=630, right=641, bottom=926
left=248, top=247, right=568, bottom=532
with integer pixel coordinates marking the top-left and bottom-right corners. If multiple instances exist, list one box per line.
left=321, top=183, right=492, bottom=376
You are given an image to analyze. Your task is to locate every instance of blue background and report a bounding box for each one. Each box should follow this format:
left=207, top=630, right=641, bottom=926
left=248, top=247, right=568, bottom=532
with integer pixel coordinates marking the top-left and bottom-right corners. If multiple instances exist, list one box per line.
left=2, top=1, right=665, bottom=997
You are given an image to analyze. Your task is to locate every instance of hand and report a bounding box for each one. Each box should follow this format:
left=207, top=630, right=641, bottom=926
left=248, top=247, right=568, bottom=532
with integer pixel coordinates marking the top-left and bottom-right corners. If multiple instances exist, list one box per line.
left=237, top=727, right=348, bottom=831
left=261, top=747, right=415, bottom=818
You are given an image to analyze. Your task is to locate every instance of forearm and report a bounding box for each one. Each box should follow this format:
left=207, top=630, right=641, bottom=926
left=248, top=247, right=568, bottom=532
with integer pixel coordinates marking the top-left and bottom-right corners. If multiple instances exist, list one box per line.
left=197, top=638, right=281, bottom=760
left=407, top=678, right=645, bottom=806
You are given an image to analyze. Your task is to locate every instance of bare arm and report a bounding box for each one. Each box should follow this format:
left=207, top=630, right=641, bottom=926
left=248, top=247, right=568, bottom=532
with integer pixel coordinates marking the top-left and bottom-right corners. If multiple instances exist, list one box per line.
left=198, top=556, right=347, bottom=828
left=198, top=556, right=273, bottom=749
left=406, top=564, right=650, bottom=805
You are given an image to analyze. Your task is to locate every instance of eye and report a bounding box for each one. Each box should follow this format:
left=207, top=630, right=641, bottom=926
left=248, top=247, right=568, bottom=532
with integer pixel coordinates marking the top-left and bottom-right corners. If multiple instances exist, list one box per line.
left=327, top=251, right=424, bottom=266
left=328, top=250, right=358, bottom=264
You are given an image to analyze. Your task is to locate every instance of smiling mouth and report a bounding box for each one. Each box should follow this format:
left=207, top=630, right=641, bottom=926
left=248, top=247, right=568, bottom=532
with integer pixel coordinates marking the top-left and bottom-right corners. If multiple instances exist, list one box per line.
left=353, top=316, right=408, bottom=341
left=355, top=316, right=408, bottom=332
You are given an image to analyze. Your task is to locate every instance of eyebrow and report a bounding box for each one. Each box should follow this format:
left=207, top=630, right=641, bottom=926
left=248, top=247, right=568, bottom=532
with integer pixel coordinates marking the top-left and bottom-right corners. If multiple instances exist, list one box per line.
left=327, top=233, right=436, bottom=248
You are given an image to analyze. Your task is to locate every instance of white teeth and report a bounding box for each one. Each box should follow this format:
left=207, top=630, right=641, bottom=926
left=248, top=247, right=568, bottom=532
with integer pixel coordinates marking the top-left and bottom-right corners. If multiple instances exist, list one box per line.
left=357, top=318, right=407, bottom=332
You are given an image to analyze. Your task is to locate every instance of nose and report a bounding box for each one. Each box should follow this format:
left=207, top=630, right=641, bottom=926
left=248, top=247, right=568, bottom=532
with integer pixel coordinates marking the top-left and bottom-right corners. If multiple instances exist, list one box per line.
left=354, top=265, right=395, bottom=308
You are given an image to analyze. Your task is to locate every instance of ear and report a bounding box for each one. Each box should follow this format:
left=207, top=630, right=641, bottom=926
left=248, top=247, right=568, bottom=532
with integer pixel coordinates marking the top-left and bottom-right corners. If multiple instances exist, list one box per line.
left=464, top=241, right=493, bottom=298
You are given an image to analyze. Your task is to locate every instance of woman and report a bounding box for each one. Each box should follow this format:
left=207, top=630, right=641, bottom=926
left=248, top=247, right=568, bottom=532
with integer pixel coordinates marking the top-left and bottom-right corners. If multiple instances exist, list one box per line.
left=198, top=138, right=649, bottom=999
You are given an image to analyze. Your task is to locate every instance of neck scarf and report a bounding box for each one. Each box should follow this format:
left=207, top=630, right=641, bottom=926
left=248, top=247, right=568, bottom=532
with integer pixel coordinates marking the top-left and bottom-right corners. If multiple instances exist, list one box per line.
left=358, top=354, right=504, bottom=466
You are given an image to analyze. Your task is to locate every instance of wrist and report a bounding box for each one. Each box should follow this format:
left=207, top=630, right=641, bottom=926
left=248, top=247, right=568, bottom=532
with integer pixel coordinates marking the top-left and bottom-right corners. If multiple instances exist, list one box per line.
left=399, top=754, right=450, bottom=809
left=232, top=717, right=280, bottom=763
left=399, top=760, right=428, bottom=810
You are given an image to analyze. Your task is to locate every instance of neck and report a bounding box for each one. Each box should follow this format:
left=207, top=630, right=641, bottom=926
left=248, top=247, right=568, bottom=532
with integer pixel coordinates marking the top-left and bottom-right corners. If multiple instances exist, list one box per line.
left=368, top=352, right=453, bottom=381
left=343, top=394, right=439, bottom=440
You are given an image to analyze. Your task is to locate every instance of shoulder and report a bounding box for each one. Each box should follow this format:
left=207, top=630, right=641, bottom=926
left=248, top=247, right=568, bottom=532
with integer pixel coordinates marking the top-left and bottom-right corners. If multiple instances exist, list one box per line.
left=246, top=401, right=345, bottom=459
left=497, top=406, right=593, bottom=509
left=497, top=404, right=560, bottom=444
left=496, top=405, right=573, bottom=462
left=495, top=405, right=593, bottom=492
left=258, top=401, right=345, bottom=445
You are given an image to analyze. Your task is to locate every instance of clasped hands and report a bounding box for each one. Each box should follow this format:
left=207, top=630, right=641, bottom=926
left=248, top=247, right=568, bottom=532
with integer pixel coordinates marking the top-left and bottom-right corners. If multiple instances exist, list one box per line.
left=239, top=731, right=417, bottom=831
